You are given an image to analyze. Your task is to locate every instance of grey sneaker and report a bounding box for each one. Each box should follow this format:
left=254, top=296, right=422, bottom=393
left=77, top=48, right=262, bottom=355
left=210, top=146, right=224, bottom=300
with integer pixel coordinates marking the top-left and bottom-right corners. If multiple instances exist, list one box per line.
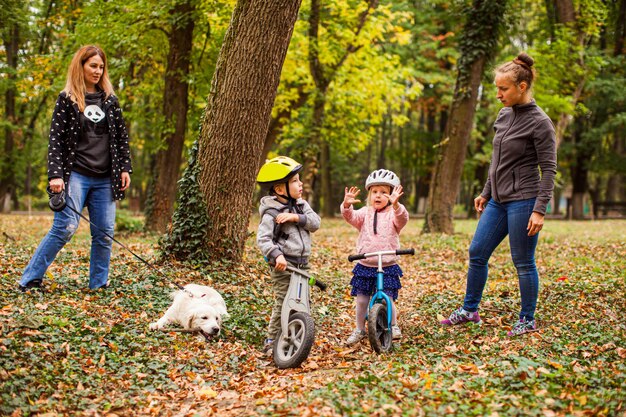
left=441, top=307, right=482, bottom=326
left=508, top=318, right=536, bottom=337
left=346, top=329, right=366, bottom=346
left=262, top=339, right=274, bottom=356
left=392, top=325, right=402, bottom=339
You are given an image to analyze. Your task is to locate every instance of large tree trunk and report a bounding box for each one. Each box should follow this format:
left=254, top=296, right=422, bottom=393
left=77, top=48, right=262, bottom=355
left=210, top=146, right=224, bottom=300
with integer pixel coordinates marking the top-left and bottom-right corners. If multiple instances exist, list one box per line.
left=186, top=0, right=302, bottom=263
left=1, top=24, right=19, bottom=213
left=144, top=0, right=195, bottom=233
left=423, top=0, right=507, bottom=234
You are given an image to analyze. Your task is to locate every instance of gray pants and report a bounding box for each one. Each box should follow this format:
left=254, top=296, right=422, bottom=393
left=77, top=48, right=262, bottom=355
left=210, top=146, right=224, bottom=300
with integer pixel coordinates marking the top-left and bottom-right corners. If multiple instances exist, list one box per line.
left=267, top=263, right=309, bottom=340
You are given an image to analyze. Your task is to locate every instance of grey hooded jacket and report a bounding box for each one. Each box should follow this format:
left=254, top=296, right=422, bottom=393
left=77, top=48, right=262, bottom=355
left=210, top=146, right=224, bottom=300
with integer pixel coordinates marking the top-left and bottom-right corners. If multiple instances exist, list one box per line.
left=481, top=100, right=557, bottom=215
left=257, top=196, right=321, bottom=264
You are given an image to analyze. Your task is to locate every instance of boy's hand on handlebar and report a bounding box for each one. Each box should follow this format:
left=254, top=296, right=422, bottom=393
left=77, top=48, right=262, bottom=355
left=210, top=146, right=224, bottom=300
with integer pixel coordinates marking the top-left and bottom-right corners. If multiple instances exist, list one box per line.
left=343, top=186, right=361, bottom=208
left=274, top=255, right=287, bottom=271
left=275, top=213, right=299, bottom=224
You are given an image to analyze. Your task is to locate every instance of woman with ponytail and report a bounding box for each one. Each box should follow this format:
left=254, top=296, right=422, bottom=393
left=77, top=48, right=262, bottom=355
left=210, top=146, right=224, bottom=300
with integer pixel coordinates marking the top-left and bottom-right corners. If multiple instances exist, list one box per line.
left=441, top=53, right=557, bottom=337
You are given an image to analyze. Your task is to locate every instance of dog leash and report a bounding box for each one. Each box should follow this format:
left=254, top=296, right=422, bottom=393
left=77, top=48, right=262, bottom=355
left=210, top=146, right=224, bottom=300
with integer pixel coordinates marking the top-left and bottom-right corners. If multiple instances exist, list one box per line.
left=60, top=201, right=193, bottom=297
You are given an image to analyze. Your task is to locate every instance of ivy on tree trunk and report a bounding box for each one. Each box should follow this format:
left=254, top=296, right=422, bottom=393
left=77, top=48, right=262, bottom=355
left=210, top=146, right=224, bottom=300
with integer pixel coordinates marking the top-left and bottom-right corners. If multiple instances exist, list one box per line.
left=161, top=0, right=302, bottom=264
left=423, top=0, right=508, bottom=234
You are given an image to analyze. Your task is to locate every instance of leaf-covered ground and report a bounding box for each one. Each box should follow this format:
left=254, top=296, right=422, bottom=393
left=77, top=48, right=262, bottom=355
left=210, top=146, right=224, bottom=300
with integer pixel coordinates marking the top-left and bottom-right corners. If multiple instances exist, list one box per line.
left=1, top=214, right=624, bottom=416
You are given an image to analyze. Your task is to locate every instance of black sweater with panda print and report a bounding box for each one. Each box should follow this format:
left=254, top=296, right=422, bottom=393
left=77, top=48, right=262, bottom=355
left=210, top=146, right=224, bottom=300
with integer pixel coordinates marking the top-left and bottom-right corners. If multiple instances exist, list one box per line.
left=47, top=91, right=132, bottom=201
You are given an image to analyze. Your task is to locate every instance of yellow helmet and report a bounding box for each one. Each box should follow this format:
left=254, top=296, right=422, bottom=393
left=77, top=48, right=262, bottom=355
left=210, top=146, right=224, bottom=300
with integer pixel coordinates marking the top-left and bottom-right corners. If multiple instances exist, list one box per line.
left=256, top=156, right=303, bottom=186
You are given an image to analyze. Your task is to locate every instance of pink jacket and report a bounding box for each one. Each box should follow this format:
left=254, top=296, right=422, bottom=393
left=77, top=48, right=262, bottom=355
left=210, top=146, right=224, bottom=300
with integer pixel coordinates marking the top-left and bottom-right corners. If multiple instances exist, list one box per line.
left=341, top=203, right=409, bottom=267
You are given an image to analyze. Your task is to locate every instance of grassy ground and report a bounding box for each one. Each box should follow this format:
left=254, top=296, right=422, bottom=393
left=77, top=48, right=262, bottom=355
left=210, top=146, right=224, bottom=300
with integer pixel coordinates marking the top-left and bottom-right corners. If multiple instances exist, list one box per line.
left=1, top=214, right=624, bottom=416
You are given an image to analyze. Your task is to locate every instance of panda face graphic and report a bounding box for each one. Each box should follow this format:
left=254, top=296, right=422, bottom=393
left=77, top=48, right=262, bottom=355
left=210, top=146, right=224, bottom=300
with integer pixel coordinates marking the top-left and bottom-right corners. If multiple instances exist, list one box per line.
left=84, top=105, right=105, bottom=123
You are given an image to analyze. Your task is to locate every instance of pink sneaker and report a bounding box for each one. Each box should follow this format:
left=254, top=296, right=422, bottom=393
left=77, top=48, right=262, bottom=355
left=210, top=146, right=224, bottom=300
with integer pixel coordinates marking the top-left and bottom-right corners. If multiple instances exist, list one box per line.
left=441, top=308, right=482, bottom=326
left=507, top=318, right=536, bottom=337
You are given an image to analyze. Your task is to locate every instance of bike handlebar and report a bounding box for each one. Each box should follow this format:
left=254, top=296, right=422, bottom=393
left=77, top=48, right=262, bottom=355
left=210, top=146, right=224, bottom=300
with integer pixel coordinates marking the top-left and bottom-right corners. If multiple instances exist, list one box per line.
left=266, top=262, right=327, bottom=291
left=348, top=248, right=415, bottom=262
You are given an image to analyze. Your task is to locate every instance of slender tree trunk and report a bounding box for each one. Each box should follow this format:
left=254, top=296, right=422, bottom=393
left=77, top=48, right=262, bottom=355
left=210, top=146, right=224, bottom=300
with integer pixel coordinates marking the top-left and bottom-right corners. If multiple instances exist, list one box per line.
left=190, top=0, right=302, bottom=263
left=1, top=25, right=19, bottom=212
left=550, top=0, right=586, bottom=148
left=554, top=0, right=575, bottom=23
left=423, top=0, right=507, bottom=234
left=304, top=0, right=379, bottom=217
left=320, top=140, right=332, bottom=214
left=424, top=56, right=487, bottom=233
left=145, top=0, right=195, bottom=233
left=615, top=0, right=626, bottom=56
left=570, top=119, right=591, bottom=219
left=377, top=112, right=389, bottom=169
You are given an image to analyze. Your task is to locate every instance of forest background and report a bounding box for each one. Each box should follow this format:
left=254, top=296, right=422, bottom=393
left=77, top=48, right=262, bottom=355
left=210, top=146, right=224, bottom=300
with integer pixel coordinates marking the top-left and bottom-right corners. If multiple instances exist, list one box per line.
left=1, top=0, right=625, bottom=241
left=1, top=1, right=625, bottom=415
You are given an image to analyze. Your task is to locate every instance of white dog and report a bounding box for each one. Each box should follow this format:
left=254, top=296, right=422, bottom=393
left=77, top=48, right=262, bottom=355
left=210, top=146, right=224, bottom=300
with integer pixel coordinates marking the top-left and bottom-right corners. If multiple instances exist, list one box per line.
left=150, top=284, right=229, bottom=338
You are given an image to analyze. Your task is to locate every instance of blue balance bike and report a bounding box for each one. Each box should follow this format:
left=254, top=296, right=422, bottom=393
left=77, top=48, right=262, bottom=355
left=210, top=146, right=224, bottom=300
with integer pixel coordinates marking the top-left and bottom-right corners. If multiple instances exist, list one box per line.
left=268, top=263, right=327, bottom=369
left=348, top=248, right=414, bottom=353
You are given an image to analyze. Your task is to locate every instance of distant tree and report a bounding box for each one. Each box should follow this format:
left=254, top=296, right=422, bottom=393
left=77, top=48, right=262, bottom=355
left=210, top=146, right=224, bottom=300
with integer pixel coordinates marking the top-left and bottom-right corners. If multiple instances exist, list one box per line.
left=161, top=0, right=302, bottom=264
left=0, top=0, right=25, bottom=212
left=144, top=0, right=196, bottom=233
left=423, top=0, right=507, bottom=234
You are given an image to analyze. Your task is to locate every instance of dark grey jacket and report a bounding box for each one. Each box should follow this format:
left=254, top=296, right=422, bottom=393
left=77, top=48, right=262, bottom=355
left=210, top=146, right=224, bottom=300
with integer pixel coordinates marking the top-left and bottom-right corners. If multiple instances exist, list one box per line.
left=48, top=92, right=132, bottom=201
left=257, top=196, right=321, bottom=264
left=481, top=100, right=556, bottom=215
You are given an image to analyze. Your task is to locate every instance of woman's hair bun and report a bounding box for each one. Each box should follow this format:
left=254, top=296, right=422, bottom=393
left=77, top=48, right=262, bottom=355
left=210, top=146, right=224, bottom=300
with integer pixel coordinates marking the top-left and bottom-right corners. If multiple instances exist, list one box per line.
left=516, top=52, right=534, bottom=68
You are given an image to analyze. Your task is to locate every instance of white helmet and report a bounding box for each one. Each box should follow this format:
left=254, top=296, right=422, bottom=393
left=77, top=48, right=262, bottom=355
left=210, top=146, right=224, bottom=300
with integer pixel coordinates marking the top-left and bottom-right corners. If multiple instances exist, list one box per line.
left=365, top=169, right=400, bottom=190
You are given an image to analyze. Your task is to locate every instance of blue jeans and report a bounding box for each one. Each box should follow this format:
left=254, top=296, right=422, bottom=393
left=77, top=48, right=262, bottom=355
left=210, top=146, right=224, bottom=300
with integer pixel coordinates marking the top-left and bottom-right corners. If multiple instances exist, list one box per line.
left=20, top=172, right=116, bottom=289
left=463, top=198, right=539, bottom=321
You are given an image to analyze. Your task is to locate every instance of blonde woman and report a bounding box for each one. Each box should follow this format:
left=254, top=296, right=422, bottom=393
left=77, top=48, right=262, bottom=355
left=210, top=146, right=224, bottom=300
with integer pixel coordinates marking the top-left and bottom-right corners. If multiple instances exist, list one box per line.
left=19, top=45, right=132, bottom=292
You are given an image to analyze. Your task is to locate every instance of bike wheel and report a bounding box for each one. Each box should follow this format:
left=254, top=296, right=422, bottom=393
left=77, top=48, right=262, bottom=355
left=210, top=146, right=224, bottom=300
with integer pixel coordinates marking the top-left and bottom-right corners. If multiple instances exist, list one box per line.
left=273, top=311, right=315, bottom=369
left=367, top=303, right=393, bottom=353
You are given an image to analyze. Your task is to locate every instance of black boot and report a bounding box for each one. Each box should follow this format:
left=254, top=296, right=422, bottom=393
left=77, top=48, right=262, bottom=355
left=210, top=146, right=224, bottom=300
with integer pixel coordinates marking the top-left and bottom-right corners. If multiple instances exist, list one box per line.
left=18, top=279, right=44, bottom=293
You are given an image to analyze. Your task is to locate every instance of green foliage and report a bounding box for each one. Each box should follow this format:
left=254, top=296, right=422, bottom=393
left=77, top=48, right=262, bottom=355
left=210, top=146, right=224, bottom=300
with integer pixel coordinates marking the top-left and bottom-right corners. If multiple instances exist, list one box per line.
left=115, top=209, right=144, bottom=233
left=454, top=0, right=508, bottom=98
left=159, top=140, right=210, bottom=263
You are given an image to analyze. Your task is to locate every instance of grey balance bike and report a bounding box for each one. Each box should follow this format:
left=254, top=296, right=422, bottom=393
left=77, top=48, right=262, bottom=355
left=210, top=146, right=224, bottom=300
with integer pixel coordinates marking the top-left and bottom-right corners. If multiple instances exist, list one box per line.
left=348, top=248, right=414, bottom=353
left=272, top=264, right=327, bottom=369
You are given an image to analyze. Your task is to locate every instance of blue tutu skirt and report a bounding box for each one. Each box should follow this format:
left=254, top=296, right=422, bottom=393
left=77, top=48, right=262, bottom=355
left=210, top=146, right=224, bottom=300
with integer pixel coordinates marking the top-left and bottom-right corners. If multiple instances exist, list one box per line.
left=350, top=263, right=403, bottom=301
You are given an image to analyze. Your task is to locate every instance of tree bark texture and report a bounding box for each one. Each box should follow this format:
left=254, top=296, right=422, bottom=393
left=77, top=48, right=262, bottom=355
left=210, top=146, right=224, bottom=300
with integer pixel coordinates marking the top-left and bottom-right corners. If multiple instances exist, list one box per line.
left=196, top=0, right=302, bottom=262
left=554, top=0, right=575, bottom=23
left=145, top=0, right=195, bottom=233
left=615, top=0, right=626, bottom=56
left=423, top=55, right=487, bottom=233
left=423, top=0, right=506, bottom=234
left=1, top=25, right=19, bottom=212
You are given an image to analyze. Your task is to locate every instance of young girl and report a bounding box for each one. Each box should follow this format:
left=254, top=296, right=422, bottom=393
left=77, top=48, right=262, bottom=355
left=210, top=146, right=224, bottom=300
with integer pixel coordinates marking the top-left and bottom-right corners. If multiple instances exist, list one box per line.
left=341, top=169, right=409, bottom=345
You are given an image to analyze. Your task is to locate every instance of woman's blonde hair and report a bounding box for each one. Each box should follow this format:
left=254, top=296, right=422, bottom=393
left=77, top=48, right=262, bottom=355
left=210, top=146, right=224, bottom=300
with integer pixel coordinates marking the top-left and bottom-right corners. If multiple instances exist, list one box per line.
left=63, top=45, right=114, bottom=111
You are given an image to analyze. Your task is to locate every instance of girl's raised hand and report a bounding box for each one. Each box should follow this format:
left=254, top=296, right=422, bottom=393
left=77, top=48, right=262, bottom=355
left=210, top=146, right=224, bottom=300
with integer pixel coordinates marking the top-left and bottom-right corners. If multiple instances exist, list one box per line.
left=343, top=186, right=361, bottom=208
left=386, top=185, right=404, bottom=207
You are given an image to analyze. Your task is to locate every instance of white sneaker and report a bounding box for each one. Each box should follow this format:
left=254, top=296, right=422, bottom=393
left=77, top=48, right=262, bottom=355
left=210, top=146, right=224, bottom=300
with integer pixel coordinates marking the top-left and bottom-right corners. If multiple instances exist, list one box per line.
left=392, top=325, right=402, bottom=339
left=346, top=329, right=366, bottom=346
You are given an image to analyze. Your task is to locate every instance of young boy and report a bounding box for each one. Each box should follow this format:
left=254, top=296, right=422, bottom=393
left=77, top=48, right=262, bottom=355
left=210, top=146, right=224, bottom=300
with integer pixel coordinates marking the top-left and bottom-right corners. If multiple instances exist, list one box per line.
left=256, top=156, right=321, bottom=355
